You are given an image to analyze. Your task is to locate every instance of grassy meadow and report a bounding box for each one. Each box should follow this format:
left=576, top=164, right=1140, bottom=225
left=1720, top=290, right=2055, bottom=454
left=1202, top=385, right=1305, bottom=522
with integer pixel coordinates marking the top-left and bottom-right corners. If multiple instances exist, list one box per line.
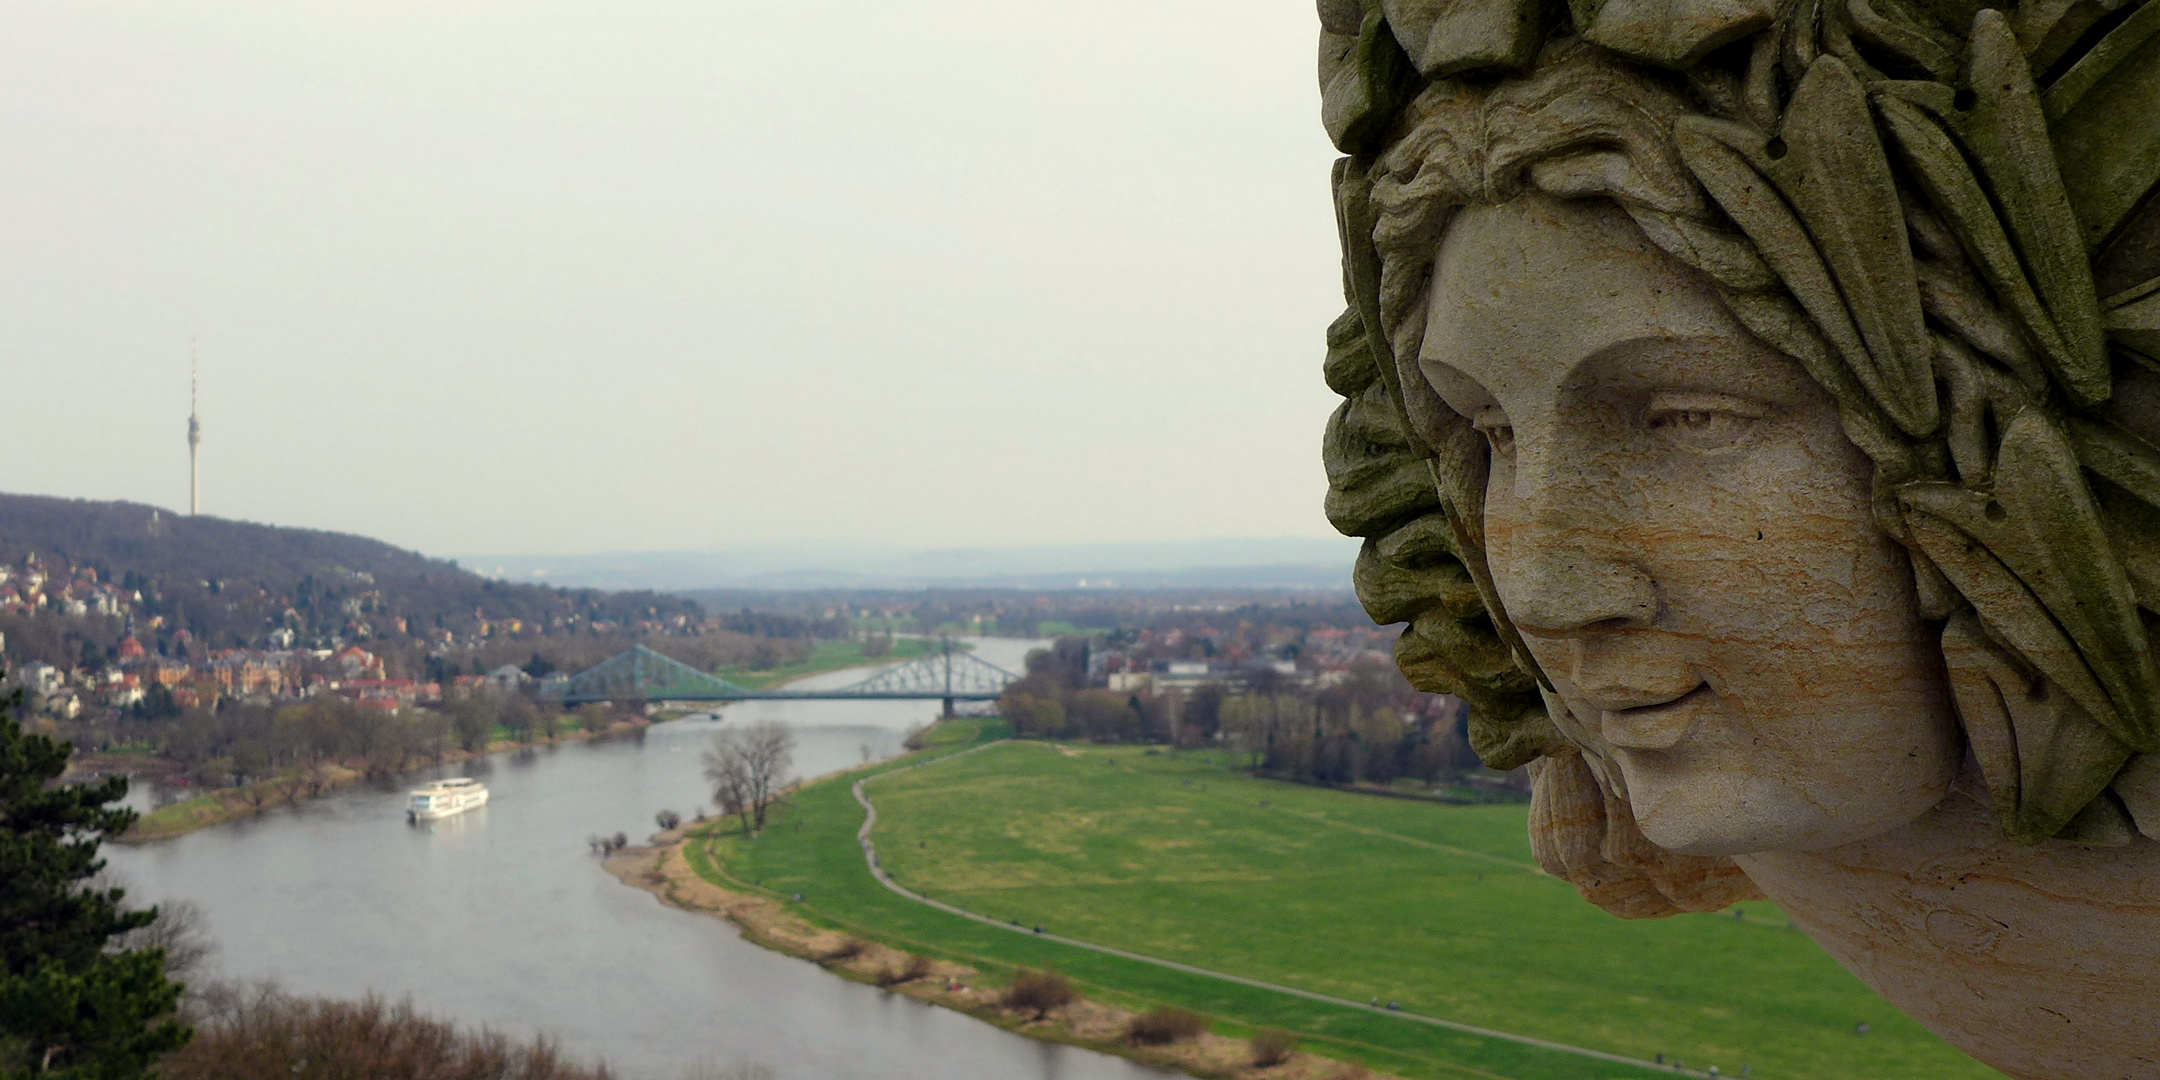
left=692, top=729, right=1999, bottom=1080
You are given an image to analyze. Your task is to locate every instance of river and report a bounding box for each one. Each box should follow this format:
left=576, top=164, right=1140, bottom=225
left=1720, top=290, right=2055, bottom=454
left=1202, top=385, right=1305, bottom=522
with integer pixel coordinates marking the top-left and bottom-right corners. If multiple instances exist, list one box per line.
left=105, top=637, right=1176, bottom=1080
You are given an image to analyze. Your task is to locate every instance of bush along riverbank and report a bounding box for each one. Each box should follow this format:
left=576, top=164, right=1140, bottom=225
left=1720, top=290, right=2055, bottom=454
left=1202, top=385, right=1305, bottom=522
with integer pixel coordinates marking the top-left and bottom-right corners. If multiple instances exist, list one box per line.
left=633, top=718, right=1988, bottom=1080
left=609, top=818, right=1387, bottom=1075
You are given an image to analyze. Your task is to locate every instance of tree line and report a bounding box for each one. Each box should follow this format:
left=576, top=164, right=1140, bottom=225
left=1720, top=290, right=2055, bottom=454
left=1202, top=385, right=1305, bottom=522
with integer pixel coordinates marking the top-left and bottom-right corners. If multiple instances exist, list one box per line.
left=84, top=690, right=629, bottom=798
left=996, top=638, right=1490, bottom=789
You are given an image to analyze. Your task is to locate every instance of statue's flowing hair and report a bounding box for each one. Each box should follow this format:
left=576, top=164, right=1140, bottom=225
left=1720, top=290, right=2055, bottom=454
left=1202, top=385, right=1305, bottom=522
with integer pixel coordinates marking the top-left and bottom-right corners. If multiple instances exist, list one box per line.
left=1324, top=19, right=2160, bottom=914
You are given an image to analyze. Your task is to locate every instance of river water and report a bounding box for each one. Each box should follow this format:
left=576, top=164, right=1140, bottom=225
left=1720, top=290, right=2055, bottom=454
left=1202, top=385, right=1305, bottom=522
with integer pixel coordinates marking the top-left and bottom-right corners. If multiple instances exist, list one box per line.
left=105, top=637, right=1174, bottom=1080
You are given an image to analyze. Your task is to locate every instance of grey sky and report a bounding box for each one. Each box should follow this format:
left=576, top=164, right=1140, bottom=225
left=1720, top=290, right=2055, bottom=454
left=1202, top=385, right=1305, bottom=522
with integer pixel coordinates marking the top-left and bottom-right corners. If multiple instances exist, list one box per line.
left=0, top=1, right=1345, bottom=558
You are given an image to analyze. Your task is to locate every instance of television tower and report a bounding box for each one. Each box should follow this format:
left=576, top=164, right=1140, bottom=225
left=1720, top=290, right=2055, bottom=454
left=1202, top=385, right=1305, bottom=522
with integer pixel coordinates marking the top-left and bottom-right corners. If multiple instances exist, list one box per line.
left=187, top=341, right=201, bottom=516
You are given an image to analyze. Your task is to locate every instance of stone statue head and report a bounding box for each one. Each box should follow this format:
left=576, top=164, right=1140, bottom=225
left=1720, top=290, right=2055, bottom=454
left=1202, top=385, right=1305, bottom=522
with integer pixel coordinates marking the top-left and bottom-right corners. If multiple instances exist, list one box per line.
left=1320, top=0, right=2160, bottom=916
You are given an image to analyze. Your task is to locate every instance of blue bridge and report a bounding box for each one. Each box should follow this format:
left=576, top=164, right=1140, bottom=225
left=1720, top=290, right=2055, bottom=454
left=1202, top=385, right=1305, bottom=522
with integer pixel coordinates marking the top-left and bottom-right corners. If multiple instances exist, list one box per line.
left=555, top=640, right=1022, bottom=717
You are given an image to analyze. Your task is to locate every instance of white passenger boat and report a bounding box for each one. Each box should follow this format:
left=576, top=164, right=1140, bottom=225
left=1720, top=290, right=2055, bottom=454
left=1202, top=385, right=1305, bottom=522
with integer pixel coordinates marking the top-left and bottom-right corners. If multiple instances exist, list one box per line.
left=407, top=777, right=488, bottom=821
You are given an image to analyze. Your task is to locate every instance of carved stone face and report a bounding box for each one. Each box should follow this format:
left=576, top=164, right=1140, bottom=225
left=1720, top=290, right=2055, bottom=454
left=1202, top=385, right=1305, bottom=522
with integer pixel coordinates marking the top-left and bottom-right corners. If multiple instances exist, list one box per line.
left=1417, top=194, right=1962, bottom=856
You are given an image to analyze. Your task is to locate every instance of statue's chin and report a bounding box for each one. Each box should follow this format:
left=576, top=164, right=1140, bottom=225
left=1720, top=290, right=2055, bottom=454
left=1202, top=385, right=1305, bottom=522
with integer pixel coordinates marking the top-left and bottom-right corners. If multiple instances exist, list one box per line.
left=1616, top=750, right=1943, bottom=857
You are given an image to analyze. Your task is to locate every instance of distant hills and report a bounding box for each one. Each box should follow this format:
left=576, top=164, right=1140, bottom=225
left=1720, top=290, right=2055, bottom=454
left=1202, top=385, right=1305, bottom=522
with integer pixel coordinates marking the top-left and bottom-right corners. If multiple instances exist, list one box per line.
left=459, top=537, right=1360, bottom=591
left=0, top=494, right=699, bottom=654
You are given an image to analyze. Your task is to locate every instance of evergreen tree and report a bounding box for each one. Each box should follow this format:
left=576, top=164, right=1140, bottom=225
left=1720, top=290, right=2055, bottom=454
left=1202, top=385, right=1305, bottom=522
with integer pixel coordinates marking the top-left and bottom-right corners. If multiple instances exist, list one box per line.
left=0, top=684, right=189, bottom=1076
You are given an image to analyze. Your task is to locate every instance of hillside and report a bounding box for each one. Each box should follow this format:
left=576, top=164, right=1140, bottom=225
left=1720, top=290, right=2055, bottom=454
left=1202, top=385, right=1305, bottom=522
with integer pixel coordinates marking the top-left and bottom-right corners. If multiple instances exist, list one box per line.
left=0, top=493, right=700, bottom=665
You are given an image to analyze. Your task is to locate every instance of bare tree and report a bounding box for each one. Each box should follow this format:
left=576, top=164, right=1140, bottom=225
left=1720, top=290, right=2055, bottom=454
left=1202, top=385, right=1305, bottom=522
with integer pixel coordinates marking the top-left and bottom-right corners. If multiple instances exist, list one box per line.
left=109, top=898, right=215, bottom=985
left=702, top=737, right=755, bottom=836
left=701, top=720, right=794, bottom=834
left=740, top=720, right=794, bottom=830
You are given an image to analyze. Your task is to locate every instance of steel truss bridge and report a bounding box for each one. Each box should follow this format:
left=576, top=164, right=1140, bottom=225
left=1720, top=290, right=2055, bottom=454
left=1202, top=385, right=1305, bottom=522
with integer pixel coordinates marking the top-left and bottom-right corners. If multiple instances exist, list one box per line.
left=555, top=640, right=1021, bottom=717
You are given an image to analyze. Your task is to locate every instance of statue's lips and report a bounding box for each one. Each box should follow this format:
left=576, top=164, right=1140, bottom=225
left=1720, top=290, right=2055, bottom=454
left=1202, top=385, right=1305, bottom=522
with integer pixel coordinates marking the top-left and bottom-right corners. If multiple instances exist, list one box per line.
left=1598, top=684, right=1712, bottom=750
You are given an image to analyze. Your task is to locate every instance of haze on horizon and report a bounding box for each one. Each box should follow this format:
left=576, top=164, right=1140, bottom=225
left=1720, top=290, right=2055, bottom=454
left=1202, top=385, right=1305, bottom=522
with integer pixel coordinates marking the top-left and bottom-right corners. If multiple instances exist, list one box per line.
left=0, top=1, right=1345, bottom=561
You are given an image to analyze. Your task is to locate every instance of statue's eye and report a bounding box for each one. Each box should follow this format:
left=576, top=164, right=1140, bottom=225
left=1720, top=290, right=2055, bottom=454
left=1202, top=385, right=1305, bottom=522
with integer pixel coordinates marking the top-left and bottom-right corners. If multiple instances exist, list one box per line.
left=1645, top=391, right=1766, bottom=453
left=1471, top=407, right=1515, bottom=459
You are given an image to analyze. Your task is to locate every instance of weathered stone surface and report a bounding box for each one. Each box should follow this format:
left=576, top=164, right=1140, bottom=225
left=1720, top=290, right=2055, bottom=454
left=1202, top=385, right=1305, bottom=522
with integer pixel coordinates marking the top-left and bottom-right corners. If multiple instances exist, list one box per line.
left=1382, top=0, right=1546, bottom=76
left=1315, top=4, right=2160, bottom=1075
left=1575, top=0, right=1778, bottom=68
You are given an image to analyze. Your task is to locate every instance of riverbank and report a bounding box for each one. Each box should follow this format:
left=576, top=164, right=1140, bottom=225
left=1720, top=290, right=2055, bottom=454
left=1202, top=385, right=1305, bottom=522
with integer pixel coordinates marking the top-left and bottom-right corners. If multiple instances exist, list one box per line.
left=635, top=722, right=1607, bottom=1080
left=654, top=724, right=1996, bottom=1080
left=611, top=815, right=1386, bottom=1080
left=112, top=714, right=657, bottom=843
left=97, top=640, right=955, bottom=844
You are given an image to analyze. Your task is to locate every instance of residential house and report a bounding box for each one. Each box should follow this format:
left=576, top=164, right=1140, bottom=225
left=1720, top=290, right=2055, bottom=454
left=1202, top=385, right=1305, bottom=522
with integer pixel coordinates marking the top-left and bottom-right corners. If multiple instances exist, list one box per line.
left=334, top=646, right=384, bottom=680
left=17, top=662, right=63, bottom=696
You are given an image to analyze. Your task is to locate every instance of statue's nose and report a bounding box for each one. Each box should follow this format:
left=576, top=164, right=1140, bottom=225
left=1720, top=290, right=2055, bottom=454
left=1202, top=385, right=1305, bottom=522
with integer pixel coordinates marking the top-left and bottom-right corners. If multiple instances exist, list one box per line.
left=1488, top=458, right=1658, bottom=636
left=1499, top=548, right=1658, bottom=637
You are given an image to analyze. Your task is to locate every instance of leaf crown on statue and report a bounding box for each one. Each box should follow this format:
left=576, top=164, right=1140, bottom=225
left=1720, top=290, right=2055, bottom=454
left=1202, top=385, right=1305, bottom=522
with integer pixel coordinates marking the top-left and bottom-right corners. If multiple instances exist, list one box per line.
left=1319, top=0, right=2160, bottom=911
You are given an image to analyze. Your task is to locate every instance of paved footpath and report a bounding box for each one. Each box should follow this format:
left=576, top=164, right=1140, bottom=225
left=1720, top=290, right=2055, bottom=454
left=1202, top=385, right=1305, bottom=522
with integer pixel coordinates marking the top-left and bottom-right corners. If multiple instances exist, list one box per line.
left=850, top=742, right=1717, bottom=1080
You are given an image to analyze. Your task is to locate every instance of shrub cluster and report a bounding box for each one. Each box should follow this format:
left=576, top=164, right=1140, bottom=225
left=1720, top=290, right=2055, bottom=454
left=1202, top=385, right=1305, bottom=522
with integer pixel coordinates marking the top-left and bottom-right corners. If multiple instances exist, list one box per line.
left=874, top=953, right=934, bottom=987
left=1125, top=1006, right=1207, bottom=1045
left=1000, top=968, right=1075, bottom=1019
left=821, top=937, right=868, bottom=964
left=1249, top=1027, right=1297, bottom=1068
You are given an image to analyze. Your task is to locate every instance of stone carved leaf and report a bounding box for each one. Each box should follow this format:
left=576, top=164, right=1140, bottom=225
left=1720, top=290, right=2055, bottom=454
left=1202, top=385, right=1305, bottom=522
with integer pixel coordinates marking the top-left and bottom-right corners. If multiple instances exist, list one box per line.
left=1907, top=509, right=2140, bottom=839
left=1324, top=416, right=1443, bottom=537
left=1910, top=410, right=2160, bottom=754
left=1956, top=12, right=2107, bottom=404
left=1942, top=610, right=2141, bottom=842
left=1573, top=0, right=1781, bottom=69
left=2065, top=411, right=2160, bottom=522
left=1877, top=89, right=2076, bottom=395
left=1941, top=611, right=2025, bottom=829
left=1674, top=114, right=1927, bottom=439
left=1774, top=56, right=1940, bottom=436
left=1836, top=0, right=1961, bottom=80
left=1381, top=0, right=1546, bottom=77
left=2104, top=275, right=2160, bottom=361
left=1861, top=11, right=2122, bottom=408
left=1317, top=310, right=1436, bottom=540
left=2114, top=752, right=2160, bottom=840
left=1320, top=2, right=1424, bottom=155
left=1317, top=291, right=1554, bottom=769
left=1321, top=306, right=1381, bottom=396
left=1358, top=515, right=1485, bottom=623
left=2041, top=0, right=2160, bottom=252
left=2073, top=426, right=2160, bottom=613
left=2016, top=0, right=2138, bottom=76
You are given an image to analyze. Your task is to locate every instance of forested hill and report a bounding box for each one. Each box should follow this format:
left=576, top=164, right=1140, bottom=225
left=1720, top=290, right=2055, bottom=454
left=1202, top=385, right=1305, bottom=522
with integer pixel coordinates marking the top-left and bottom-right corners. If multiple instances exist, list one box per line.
left=0, top=493, right=700, bottom=657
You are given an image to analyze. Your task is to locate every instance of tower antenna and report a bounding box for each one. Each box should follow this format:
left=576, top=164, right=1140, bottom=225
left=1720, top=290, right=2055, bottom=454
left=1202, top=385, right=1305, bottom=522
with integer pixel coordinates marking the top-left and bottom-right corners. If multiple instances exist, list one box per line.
left=188, top=340, right=201, bottom=516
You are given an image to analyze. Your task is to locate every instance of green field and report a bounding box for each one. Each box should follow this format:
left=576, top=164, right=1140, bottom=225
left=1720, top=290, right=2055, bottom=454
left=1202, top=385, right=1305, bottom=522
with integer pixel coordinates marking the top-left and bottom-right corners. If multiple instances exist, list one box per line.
left=714, top=637, right=947, bottom=690
left=693, top=731, right=1998, bottom=1080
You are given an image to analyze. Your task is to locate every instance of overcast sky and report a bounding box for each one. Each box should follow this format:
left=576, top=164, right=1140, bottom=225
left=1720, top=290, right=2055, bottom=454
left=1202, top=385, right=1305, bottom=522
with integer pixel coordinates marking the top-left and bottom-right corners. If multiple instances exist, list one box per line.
left=0, top=1, right=1345, bottom=558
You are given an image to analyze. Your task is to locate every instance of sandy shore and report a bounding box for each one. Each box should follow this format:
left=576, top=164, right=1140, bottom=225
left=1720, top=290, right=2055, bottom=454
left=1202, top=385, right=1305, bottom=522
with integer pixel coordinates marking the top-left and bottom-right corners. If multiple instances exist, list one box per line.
left=605, top=828, right=1396, bottom=1080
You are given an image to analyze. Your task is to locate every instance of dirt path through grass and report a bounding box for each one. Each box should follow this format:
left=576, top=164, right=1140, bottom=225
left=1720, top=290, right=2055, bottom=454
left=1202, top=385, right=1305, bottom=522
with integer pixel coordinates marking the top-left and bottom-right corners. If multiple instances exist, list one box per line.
left=856, top=741, right=2000, bottom=1080
left=852, top=748, right=1705, bottom=1079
